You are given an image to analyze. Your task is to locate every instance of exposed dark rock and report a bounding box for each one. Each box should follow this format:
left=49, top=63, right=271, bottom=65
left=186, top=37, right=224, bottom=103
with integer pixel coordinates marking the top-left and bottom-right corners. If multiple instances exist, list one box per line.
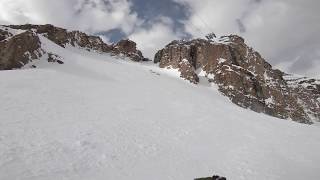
left=154, top=35, right=318, bottom=123
left=195, top=175, right=227, bottom=180
left=0, top=30, right=43, bottom=70
left=57, top=60, right=64, bottom=64
left=47, top=53, right=64, bottom=64
left=0, top=24, right=146, bottom=70
left=285, top=76, right=320, bottom=120
left=113, top=39, right=144, bottom=61
left=0, top=29, right=12, bottom=41
left=179, top=59, right=199, bottom=83
left=8, top=24, right=114, bottom=52
left=142, top=57, right=152, bottom=61
left=7, top=24, right=145, bottom=61
left=205, top=33, right=217, bottom=40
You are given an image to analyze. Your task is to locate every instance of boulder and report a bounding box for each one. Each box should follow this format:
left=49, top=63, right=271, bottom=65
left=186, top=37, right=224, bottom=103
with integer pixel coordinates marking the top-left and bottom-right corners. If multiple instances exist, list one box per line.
left=113, top=39, right=144, bottom=61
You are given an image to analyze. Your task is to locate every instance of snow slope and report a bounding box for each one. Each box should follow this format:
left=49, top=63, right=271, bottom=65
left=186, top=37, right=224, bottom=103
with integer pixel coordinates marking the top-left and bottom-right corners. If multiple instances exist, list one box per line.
left=0, top=36, right=320, bottom=180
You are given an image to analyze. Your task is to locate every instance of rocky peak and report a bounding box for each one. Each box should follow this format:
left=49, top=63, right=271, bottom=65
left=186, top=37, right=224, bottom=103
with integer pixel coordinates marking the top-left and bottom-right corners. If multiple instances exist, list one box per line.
left=0, top=24, right=146, bottom=70
left=154, top=35, right=319, bottom=124
left=113, top=39, right=147, bottom=62
left=7, top=24, right=111, bottom=51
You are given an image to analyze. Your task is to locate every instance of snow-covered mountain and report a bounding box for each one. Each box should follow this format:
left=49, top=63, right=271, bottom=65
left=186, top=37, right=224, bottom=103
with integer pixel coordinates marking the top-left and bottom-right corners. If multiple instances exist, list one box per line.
left=0, top=24, right=147, bottom=70
left=155, top=36, right=320, bottom=123
left=1, top=24, right=320, bottom=180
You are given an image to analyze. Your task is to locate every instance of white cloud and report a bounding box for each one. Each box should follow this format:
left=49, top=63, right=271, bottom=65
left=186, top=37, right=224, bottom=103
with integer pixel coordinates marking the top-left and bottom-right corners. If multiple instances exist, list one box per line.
left=0, top=0, right=140, bottom=34
left=129, top=17, right=182, bottom=59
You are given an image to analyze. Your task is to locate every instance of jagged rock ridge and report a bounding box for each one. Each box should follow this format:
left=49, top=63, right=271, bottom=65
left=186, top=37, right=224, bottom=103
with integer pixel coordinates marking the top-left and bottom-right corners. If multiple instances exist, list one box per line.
left=154, top=35, right=320, bottom=124
left=0, top=24, right=146, bottom=70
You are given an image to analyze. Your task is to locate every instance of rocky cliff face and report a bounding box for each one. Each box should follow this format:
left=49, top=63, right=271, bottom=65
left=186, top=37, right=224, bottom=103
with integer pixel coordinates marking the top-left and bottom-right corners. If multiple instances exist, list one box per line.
left=0, top=29, right=43, bottom=70
left=113, top=39, right=149, bottom=62
left=154, top=35, right=320, bottom=124
left=285, top=75, right=320, bottom=120
left=0, top=24, right=145, bottom=70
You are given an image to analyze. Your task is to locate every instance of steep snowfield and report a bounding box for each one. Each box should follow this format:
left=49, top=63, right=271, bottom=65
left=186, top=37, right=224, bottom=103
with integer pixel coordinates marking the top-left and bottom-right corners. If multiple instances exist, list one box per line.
left=0, top=36, right=320, bottom=180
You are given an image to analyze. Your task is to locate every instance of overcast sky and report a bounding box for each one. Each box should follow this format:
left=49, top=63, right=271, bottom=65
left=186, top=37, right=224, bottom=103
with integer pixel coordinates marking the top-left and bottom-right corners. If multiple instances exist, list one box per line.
left=0, top=0, right=319, bottom=77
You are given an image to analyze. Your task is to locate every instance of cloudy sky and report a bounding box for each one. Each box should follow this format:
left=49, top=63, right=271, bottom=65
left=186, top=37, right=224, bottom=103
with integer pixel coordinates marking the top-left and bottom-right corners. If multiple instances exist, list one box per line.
left=0, top=0, right=319, bottom=77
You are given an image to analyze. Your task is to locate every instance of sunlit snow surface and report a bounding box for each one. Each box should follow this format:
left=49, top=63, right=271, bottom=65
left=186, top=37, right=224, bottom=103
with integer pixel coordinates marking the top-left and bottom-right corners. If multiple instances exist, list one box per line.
left=1, top=36, right=320, bottom=180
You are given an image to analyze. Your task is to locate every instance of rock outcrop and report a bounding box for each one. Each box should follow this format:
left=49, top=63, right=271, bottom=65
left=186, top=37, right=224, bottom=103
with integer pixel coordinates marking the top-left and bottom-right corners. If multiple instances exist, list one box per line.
left=0, top=30, right=43, bottom=70
left=0, top=28, right=12, bottom=41
left=154, top=35, right=320, bottom=124
left=8, top=24, right=113, bottom=52
left=285, top=75, right=320, bottom=120
left=8, top=24, right=145, bottom=61
left=0, top=24, right=146, bottom=70
left=195, top=175, right=227, bottom=180
left=113, top=39, right=147, bottom=62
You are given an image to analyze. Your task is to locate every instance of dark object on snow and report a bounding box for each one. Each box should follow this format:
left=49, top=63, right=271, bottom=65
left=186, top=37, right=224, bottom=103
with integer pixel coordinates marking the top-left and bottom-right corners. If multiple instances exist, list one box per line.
left=142, top=57, right=151, bottom=61
left=205, top=33, right=216, bottom=40
left=47, top=53, right=64, bottom=64
left=195, top=175, right=226, bottom=180
left=57, top=60, right=64, bottom=64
